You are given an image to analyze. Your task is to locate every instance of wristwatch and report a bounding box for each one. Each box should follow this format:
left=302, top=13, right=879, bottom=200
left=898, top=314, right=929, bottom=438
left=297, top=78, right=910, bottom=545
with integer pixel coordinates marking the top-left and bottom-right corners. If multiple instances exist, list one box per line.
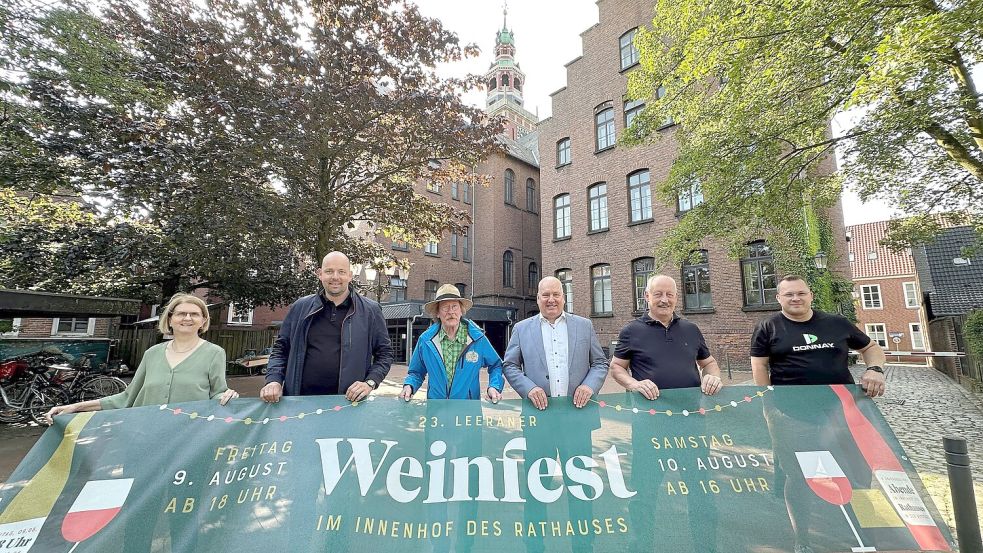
left=365, top=379, right=378, bottom=390
left=866, top=365, right=884, bottom=374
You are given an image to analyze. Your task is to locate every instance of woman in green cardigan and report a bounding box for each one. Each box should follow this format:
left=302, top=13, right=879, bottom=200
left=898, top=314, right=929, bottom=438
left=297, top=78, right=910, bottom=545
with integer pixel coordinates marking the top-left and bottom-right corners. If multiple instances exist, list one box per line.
left=44, top=293, right=238, bottom=423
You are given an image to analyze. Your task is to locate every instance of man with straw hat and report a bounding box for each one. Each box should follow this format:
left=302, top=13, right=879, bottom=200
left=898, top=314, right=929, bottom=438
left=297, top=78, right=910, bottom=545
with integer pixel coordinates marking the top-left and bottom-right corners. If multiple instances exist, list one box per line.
left=400, top=284, right=504, bottom=401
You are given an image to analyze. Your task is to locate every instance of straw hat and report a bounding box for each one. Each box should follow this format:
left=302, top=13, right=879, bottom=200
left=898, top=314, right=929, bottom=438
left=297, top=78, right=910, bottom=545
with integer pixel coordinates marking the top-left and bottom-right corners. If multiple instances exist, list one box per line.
left=423, top=283, right=473, bottom=317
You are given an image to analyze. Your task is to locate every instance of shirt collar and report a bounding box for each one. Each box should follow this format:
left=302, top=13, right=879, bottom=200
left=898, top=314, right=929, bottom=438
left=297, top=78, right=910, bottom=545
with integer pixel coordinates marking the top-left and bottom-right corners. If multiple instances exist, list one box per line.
left=438, top=324, right=467, bottom=343
left=641, top=312, right=678, bottom=328
left=539, top=311, right=567, bottom=325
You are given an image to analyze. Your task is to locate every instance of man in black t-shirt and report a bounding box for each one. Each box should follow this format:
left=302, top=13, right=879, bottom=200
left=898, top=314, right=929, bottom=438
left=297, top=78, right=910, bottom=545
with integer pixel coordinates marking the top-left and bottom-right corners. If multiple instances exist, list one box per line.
left=750, top=274, right=887, bottom=396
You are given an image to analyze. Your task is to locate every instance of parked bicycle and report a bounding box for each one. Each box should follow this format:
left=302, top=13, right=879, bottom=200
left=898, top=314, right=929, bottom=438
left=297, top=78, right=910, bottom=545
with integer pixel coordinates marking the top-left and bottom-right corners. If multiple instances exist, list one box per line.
left=0, top=354, right=70, bottom=425
left=43, top=352, right=128, bottom=403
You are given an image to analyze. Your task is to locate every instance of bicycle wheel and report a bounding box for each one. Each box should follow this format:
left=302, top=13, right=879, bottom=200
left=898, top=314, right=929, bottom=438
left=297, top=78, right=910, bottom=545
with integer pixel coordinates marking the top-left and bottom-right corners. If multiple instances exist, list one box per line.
left=78, top=376, right=127, bottom=402
left=0, top=381, right=30, bottom=423
left=28, top=388, right=63, bottom=426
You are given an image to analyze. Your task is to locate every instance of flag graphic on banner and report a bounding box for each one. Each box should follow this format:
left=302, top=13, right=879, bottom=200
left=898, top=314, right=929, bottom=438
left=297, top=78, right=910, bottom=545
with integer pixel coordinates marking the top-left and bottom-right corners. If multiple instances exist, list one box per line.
left=62, top=479, right=134, bottom=551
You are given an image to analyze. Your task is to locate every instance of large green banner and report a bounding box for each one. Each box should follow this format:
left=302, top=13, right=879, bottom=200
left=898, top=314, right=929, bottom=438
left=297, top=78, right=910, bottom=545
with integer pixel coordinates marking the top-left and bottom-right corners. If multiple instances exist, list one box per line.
left=0, top=386, right=954, bottom=552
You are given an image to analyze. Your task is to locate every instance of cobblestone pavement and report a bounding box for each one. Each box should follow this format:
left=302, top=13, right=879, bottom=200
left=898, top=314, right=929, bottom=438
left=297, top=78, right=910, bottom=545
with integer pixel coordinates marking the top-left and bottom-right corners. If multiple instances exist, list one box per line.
left=860, top=364, right=983, bottom=539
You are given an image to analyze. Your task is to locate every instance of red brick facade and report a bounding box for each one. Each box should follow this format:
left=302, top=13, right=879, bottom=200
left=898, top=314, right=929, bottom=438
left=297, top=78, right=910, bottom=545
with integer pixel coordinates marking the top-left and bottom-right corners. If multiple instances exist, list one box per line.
left=848, top=221, right=931, bottom=363
left=8, top=317, right=115, bottom=338
left=537, top=0, right=850, bottom=365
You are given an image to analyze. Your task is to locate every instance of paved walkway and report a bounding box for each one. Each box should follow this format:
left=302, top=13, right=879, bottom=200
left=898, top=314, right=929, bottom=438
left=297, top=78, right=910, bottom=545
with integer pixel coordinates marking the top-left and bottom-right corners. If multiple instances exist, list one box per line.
left=859, top=364, right=983, bottom=539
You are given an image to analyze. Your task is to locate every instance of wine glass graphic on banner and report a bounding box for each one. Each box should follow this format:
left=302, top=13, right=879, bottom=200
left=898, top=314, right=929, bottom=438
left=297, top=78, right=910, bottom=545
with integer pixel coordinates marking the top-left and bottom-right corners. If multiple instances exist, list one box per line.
left=61, top=479, right=134, bottom=553
left=795, top=451, right=875, bottom=552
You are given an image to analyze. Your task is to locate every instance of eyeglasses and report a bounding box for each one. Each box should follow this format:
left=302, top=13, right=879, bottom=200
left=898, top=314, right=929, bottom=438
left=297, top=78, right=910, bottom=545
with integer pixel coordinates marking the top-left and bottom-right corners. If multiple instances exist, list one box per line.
left=171, top=311, right=203, bottom=319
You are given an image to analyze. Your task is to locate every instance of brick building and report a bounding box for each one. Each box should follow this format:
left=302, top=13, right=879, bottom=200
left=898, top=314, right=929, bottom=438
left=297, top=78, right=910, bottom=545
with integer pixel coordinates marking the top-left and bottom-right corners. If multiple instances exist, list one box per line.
left=537, top=0, right=851, bottom=362
left=847, top=220, right=930, bottom=363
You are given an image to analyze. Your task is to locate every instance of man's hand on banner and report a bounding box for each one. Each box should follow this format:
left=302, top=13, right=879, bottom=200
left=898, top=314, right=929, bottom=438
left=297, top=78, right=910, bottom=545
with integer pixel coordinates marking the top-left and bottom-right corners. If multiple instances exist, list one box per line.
left=218, top=389, right=240, bottom=405
left=527, top=387, right=548, bottom=410
left=860, top=370, right=887, bottom=398
left=630, top=379, right=660, bottom=400
left=701, top=374, right=723, bottom=396
left=346, top=381, right=372, bottom=402
left=486, top=387, right=501, bottom=404
left=572, top=384, right=594, bottom=408
left=260, top=382, right=283, bottom=403
left=399, top=385, right=414, bottom=402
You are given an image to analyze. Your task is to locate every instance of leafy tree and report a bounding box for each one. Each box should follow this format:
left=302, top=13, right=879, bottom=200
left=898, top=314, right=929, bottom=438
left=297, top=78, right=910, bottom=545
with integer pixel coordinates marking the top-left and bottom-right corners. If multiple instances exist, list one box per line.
left=625, top=0, right=983, bottom=261
left=0, top=0, right=498, bottom=305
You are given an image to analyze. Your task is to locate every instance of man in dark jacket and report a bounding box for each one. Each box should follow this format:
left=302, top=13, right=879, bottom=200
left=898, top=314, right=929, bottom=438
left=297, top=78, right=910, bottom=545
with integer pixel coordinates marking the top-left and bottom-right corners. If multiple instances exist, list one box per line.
left=261, top=251, right=393, bottom=403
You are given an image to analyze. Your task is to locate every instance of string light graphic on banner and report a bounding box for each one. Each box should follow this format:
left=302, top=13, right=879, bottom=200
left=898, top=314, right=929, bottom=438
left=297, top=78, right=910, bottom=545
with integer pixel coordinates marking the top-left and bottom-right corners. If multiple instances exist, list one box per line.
left=156, top=387, right=775, bottom=426
left=590, top=386, right=773, bottom=416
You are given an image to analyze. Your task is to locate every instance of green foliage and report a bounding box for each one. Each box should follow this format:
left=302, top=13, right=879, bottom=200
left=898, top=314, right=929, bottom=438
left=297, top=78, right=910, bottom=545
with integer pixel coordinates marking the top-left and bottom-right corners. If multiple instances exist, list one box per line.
left=0, top=0, right=498, bottom=305
left=964, top=309, right=983, bottom=363
left=624, top=0, right=983, bottom=261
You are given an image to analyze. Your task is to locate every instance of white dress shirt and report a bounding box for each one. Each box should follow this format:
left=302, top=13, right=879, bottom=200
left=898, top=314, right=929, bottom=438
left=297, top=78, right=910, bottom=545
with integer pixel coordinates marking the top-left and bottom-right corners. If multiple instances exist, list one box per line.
left=540, top=312, right=569, bottom=397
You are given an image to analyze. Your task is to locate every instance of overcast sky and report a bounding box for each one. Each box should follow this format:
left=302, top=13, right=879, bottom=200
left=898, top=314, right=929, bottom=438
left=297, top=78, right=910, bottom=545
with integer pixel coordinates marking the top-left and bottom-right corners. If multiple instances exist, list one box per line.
left=413, top=0, right=898, bottom=226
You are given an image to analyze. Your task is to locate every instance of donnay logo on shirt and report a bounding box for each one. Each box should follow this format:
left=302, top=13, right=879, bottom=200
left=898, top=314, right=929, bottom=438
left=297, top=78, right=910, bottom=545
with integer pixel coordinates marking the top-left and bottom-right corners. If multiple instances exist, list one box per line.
left=793, top=333, right=835, bottom=352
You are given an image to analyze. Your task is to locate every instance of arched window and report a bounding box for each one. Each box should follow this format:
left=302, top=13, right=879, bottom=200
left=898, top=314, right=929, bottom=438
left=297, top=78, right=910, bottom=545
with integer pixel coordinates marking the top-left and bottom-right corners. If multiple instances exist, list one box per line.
left=554, top=194, right=571, bottom=239
left=556, top=269, right=574, bottom=312
left=488, top=78, right=497, bottom=90
left=682, top=250, right=713, bottom=310
left=556, top=138, right=571, bottom=166
left=502, top=251, right=514, bottom=288
left=590, top=264, right=613, bottom=315
left=595, top=104, right=615, bottom=151
left=504, top=169, right=515, bottom=205
left=502, top=74, right=510, bottom=87
left=528, top=262, right=539, bottom=291
left=526, top=178, right=536, bottom=212
left=627, top=170, right=652, bottom=223
left=631, top=257, right=655, bottom=312
left=588, top=182, right=608, bottom=231
left=620, top=28, right=639, bottom=70
left=741, top=241, right=777, bottom=307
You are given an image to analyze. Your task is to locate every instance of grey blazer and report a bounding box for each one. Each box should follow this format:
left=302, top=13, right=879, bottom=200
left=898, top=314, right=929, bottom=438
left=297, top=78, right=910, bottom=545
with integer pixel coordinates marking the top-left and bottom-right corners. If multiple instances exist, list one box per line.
left=503, top=313, right=608, bottom=398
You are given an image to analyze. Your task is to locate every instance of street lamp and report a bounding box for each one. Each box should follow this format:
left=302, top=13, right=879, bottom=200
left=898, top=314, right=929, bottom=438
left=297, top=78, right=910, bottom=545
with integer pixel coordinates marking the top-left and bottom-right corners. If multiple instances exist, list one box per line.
left=355, top=260, right=410, bottom=302
left=813, top=251, right=828, bottom=271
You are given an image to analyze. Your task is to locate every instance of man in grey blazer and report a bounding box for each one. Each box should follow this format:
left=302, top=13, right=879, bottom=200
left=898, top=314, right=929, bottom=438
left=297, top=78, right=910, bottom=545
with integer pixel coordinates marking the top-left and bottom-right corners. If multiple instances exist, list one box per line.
left=504, top=276, right=608, bottom=410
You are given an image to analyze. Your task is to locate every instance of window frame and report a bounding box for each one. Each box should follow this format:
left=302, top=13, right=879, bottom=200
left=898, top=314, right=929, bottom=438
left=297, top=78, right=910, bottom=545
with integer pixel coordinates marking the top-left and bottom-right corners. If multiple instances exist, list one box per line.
left=556, top=138, right=571, bottom=167
left=627, top=170, right=652, bottom=223
left=909, top=322, right=926, bottom=350
left=587, top=182, right=609, bottom=233
left=503, top=250, right=514, bottom=288
left=426, top=181, right=441, bottom=194
left=595, top=106, right=615, bottom=152
left=740, top=241, right=779, bottom=309
left=424, top=280, right=439, bottom=302
left=553, top=194, right=572, bottom=239
left=631, top=257, right=655, bottom=313
left=861, top=284, right=883, bottom=310
left=227, top=304, right=254, bottom=326
left=526, top=178, right=537, bottom=212
left=590, top=264, right=613, bottom=316
left=451, top=182, right=459, bottom=200
left=624, top=98, right=645, bottom=128
left=682, top=250, right=713, bottom=311
left=903, top=281, right=918, bottom=308
left=677, top=180, right=704, bottom=213
left=463, top=183, right=472, bottom=204
left=462, top=227, right=471, bottom=262
left=424, top=240, right=439, bottom=257
left=528, top=262, right=539, bottom=292
left=450, top=233, right=459, bottom=260
left=865, top=323, right=888, bottom=348
left=619, top=28, right=639, bottom=70
left=390, top=278, right=407, bottom=302
left=556, top=269, right=574, bottom=313
left=504, top=169, right=515, bottom=205
left=51, top=317, right=95, bottom=336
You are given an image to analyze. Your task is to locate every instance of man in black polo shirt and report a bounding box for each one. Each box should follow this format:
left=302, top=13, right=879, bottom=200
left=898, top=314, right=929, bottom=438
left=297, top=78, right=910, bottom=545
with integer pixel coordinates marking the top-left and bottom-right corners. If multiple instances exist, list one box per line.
left=750, top=274, right=887, bottom=395
left=610, top=274, right=723, bottom=397
left=611, top=274, right=722, bottom=551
